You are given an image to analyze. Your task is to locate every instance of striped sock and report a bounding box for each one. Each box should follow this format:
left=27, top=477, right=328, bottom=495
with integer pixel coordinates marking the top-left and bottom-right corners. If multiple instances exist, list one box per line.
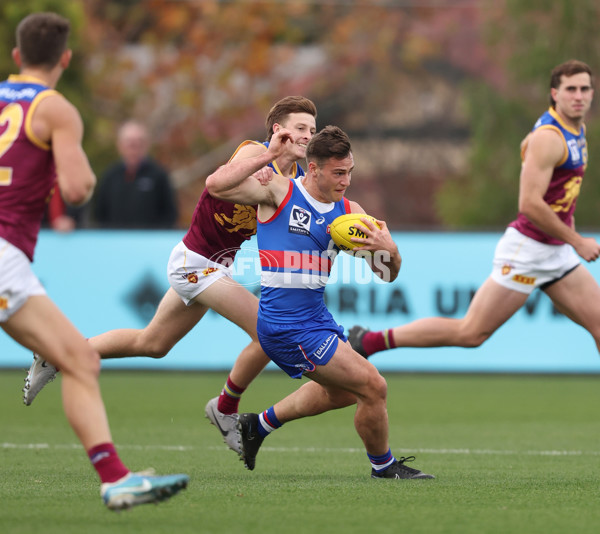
left=362, top=329, right=397, bottom=356
left=217, top=376, right=245, bottom=415
left=257, top=406, right=283, bottom=438
left=368, top=449, right=396, bottom=472
left=88, top=442, right=130, bottom=483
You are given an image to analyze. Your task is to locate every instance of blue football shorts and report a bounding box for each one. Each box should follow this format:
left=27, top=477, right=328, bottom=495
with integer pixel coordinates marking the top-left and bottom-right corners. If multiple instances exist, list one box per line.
left=257, top=312, right=347, bottom=379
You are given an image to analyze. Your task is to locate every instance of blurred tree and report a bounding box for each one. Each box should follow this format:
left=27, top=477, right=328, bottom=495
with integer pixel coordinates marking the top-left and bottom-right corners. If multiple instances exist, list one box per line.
left=3, top=1, right=469, bottom=227
left=80, top=0, right=465, bottom=224
left=18, top=2, right=591, bottom=230
left=437, top=0, right=600, bottom=230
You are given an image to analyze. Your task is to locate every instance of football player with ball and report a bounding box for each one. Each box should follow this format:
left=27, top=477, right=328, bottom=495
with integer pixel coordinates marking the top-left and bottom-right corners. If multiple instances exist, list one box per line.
left=22, top=96, right=318, bottom=456
left=206, top=125, right=434, bottom=480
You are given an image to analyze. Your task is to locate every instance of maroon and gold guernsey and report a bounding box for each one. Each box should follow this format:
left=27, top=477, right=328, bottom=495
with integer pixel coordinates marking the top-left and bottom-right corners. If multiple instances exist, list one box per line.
left=508, top=107, right=588, bottom=245
left=0, top=75, right=58, bottom=261
left=183, top=188, right=258, bottom=265
left=182, top=140, right=305, bottom=265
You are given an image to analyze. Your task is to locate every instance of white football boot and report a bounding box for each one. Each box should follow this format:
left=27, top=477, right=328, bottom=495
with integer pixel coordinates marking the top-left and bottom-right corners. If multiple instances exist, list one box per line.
left=23, top=353, right=58, bottom=406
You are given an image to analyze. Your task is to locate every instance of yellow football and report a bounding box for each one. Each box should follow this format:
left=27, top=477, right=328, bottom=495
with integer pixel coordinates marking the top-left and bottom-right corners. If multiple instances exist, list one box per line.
left=329, top=213, right=380, bottom=253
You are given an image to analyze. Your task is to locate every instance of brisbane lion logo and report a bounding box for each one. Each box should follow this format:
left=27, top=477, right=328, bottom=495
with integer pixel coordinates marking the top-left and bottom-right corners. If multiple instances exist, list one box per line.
left=551, top=176, right=582, bottom=213
left=214, top=204, right=257, bottom=237
left=187, top=273, right=198, bottom=284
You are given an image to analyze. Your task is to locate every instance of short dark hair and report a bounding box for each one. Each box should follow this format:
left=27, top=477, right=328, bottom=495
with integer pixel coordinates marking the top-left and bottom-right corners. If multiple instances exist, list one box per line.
left=306, top=125, right=352, bottom=166
left=265, top=96, right=317, bottom=141
left=549, top=59, right=593, bottom=107
left=16, top=12, right=70, bottom=69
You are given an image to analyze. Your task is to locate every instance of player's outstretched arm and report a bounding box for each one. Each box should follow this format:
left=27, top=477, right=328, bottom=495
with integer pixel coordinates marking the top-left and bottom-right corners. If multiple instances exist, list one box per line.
left=206, top=129, right=293, bottom=205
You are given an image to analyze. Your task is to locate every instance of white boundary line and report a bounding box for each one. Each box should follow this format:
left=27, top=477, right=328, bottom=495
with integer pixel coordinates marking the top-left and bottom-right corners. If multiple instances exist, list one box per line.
left=2, top=442, right=600, bottom=456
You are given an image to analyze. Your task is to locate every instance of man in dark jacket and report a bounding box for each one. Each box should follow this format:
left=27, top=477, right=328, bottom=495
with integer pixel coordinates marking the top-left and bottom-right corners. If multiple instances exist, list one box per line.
left=94, top=120, right=178, bottom=228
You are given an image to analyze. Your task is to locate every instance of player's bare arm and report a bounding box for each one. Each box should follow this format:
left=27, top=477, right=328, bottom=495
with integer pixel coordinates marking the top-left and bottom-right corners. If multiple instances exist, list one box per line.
left=206, top=129, right=293, bottom=206
left=520, top=128, right=600, bottom=261
left=347, top=200, right=401, bottom=281
left=519, top=132, right=531, bottom=158
left=36, top=94, right=95, bottom=206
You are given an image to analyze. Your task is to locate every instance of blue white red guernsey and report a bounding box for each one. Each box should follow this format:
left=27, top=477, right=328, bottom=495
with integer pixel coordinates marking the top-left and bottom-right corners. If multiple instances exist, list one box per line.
left=508, top=107, right=588, bottom=245
left=183, top=140, right=305, bottom=265
left=0, top=75, right=58, bottom=261
left=257, top=179, right=351, bottom=323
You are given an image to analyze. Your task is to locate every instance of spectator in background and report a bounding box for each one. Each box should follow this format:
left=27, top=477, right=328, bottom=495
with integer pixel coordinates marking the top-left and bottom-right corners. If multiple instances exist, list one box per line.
left=94, top=120, right=178, bottom=228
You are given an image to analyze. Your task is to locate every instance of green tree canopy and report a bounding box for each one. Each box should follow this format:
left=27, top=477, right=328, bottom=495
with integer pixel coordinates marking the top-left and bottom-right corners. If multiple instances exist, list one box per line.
left=437, top=0, right=600, bottom=230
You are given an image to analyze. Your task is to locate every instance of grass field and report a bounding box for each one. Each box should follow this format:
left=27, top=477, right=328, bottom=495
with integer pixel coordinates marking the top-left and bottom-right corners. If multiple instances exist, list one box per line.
left=1, top=369, right=600, bottom=534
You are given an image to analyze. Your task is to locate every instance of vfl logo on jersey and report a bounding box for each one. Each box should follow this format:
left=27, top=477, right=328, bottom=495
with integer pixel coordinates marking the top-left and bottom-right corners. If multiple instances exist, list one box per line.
left=567, top=139, right=581, bottom=164
left=289, top=205, right=311, bottom=236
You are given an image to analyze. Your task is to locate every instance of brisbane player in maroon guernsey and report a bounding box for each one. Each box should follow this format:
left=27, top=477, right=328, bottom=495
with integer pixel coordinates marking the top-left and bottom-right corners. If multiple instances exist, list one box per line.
left=1, top=12, right=188, bottom=510
left=349, top=60, right=600, bottom=362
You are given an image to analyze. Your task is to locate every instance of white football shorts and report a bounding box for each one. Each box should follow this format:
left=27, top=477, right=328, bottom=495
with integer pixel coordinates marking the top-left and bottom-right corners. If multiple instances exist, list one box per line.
left=490, top=227, right=580, bottom=295
left=167, top=241, right=232, bottom=305
left=0, top=238, right=46, bottom=322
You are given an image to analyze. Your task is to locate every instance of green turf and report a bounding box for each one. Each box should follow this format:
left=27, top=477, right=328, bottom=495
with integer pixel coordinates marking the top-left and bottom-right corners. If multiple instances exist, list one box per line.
left=1, top=370, right=599, bottom=534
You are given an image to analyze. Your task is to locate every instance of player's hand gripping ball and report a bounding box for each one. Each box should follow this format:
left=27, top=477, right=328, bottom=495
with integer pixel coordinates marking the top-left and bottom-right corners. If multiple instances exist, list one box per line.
left=329, top=213, right=380, bottom=253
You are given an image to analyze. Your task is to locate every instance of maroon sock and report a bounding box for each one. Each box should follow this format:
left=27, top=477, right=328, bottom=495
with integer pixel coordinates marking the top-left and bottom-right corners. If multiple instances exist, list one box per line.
left=362, top=329, right=397, bottom=356
left=88, top=442, right=129, bottom=484
left=217, top=376, right=246, bottom=415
